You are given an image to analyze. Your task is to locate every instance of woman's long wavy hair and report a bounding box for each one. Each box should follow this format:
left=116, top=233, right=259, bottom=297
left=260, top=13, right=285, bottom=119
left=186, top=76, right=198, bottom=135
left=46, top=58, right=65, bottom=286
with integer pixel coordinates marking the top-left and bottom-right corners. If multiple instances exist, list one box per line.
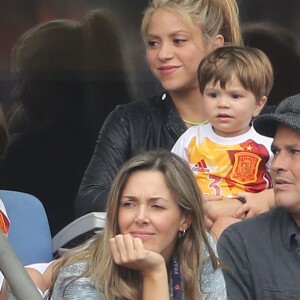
left=141, top=0, right=242, bottom=47
left=47, top=150, right=219, bottom=299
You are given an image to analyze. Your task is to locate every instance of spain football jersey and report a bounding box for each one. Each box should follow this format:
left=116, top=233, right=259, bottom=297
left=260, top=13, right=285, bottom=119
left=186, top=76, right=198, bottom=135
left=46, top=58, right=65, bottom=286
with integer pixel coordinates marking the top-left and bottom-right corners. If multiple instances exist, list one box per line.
left=172, top=123, right=273, bottom=197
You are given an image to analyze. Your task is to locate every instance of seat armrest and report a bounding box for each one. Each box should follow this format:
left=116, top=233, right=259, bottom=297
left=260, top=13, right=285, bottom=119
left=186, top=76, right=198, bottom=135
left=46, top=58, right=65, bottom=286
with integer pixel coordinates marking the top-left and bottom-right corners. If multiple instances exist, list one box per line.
left=52, top=212, right=106, bottom=254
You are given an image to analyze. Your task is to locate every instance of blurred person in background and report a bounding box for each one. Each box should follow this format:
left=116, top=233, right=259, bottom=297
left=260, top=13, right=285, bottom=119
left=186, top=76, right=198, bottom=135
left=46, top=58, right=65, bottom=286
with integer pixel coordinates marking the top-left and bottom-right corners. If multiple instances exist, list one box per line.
left=0, top=9, right=132, bottom=236
left=242, top=22, right=300, bottom=112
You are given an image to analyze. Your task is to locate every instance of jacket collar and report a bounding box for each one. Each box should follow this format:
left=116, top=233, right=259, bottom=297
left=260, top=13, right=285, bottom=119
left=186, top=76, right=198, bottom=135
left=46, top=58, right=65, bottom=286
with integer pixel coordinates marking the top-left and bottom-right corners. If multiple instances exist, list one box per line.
left=161, top=92, right=186, bottom=137
left=280, top=209, right=300, bottom=250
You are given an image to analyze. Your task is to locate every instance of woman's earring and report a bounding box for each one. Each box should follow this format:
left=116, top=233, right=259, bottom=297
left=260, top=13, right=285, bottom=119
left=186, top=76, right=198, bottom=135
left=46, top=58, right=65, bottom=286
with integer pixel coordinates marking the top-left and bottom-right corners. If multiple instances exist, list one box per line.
left=178, top=229, right=186, bottom=238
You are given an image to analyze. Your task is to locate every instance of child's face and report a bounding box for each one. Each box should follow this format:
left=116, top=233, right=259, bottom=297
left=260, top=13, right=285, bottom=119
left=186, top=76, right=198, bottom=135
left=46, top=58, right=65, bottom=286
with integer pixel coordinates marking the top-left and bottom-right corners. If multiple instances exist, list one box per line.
left=203, top=74, right=266, bottom=137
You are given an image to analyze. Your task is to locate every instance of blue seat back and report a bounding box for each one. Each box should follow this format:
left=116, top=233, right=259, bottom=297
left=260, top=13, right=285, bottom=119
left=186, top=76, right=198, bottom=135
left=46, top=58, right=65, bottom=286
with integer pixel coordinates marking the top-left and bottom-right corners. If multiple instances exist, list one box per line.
left=0, top=190, right=53, bottom=265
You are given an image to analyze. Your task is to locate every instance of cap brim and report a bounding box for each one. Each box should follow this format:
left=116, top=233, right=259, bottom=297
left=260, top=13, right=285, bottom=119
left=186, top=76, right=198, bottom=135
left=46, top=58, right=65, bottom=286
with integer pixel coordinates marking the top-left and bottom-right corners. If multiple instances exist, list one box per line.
left=254, top=114, right=300, bottom=138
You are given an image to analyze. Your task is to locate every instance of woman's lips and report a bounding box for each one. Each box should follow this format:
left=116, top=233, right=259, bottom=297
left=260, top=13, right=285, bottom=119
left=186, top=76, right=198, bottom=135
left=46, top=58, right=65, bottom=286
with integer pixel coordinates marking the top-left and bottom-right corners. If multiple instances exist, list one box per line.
left=130, top=231, right=155, bottom=240
left=158, top=65, right=179, bottom=75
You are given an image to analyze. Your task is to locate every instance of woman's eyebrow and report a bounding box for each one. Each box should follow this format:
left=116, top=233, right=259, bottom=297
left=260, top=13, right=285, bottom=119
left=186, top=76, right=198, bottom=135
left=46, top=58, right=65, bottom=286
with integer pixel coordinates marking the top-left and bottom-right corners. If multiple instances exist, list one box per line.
left=120, top=195, right=169, bottom=202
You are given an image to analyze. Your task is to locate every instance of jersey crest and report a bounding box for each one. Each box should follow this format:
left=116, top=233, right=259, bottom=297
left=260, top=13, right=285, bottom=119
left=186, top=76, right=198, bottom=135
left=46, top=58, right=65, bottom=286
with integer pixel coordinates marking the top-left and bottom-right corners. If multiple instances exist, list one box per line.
left=230, top=152, right=262, bottom=184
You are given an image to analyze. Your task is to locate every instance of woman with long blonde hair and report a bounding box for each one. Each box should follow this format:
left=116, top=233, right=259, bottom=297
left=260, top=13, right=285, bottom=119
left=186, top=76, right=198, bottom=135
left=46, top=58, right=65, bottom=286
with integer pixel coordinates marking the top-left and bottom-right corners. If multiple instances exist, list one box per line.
left=48, top=150, right=226, bottom=299
left=76, top=0, right=242, bottom=217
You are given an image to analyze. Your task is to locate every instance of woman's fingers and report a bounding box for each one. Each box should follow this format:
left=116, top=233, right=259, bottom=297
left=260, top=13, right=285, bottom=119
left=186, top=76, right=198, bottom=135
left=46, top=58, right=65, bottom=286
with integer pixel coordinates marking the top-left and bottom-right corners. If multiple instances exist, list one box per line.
left=232, top=204, right=248, bottom=219
left=110, top=234, right=166, bottom=274
left=109, top=234, right=146, bottom=265
left=109, top=235, right=123, bottom=264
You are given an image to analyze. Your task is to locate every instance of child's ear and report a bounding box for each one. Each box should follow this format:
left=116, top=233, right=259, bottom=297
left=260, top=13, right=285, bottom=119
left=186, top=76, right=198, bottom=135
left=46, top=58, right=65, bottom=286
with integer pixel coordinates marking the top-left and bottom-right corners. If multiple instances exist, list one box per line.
left=212, top=34, right=224, bottom=50
left=253, top=96, right=267, bottom=117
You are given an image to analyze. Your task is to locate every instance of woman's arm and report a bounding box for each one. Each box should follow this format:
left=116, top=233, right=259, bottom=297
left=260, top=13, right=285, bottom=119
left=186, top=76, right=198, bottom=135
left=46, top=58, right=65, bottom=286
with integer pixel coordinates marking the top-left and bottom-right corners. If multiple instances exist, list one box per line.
left=233, top=188, right=275, bottom=219
left=205, top=190, right=275, bottom=239
left=142, top=266, right=169, bottom=300
left=204, top=195, right=243, bottom=223
left=75, top=107, right=131, bottom=217
left=50, top=262, right=100, bottom=300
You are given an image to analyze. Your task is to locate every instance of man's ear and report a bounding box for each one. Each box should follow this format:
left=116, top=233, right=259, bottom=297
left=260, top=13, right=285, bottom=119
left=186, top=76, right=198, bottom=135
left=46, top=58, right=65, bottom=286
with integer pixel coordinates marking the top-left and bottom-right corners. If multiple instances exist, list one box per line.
left=253, top=96, right=268, bottom=117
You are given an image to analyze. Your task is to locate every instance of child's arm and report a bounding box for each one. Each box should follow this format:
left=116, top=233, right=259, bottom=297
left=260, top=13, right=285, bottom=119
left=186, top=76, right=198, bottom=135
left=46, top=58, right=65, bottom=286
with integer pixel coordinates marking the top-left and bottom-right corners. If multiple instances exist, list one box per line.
left=232, top=188, right=275, bottom=219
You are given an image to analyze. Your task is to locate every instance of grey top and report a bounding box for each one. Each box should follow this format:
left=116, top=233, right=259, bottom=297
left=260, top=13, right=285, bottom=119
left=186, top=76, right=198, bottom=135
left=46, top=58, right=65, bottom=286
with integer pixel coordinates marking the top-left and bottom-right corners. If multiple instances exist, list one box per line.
left=51, top=234, right=226, bottom=299
left=218, top=207, right=300, bottom=300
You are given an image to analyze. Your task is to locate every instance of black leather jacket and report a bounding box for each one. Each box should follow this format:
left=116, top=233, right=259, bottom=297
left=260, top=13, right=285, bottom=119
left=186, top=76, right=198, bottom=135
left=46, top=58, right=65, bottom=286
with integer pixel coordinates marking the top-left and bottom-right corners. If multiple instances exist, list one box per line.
left=75, top=93, right=187, bottom=216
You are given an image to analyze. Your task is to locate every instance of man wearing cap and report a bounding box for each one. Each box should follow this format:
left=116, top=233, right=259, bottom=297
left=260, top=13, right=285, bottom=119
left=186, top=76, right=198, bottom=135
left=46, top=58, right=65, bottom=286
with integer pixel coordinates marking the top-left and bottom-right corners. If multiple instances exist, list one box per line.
left=217, top=93, right=300, bottom=299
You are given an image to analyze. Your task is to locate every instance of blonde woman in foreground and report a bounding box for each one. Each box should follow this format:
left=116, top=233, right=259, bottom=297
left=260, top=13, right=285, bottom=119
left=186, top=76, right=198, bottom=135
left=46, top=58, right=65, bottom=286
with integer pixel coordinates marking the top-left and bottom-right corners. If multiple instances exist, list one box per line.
left=48, top=150, right=226, bottom=299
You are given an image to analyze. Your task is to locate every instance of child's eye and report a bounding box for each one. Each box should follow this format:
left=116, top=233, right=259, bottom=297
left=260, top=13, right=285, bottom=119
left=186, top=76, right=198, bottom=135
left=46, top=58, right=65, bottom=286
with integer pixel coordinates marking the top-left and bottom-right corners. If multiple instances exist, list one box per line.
left=207, top=92, right=218, bottom=98
left=231, top=93, right=241, bottom=99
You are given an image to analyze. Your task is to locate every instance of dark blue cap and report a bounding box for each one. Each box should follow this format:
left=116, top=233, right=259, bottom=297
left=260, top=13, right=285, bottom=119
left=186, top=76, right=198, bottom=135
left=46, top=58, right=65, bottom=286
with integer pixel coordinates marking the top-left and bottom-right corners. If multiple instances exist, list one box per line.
left=254, top=93, right=300, bottom=137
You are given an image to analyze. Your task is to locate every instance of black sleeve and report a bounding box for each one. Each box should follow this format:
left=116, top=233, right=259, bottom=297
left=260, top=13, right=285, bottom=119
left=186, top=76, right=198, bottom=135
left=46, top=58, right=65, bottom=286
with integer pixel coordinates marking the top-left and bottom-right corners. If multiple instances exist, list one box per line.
left=74, top=106, right=131, bottom=217
left=217, top=227, right=255, bottom=300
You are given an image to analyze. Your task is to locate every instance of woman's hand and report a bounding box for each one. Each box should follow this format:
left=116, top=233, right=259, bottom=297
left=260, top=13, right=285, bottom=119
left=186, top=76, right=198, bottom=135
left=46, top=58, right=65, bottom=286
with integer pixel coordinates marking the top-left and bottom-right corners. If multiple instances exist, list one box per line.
left=233, top=189, right=275, bottom=219
left=110, top=234, right=170, bottom=300
left=109, top=234, right=166, bottom=275
left=203, top=195, right=243, bottom=224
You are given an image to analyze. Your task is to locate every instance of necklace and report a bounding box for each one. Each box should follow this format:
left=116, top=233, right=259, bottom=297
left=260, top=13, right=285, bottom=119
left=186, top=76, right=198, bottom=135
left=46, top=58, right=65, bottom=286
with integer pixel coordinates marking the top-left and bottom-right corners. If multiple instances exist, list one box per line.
left=183, top=119, right=203, bottom=126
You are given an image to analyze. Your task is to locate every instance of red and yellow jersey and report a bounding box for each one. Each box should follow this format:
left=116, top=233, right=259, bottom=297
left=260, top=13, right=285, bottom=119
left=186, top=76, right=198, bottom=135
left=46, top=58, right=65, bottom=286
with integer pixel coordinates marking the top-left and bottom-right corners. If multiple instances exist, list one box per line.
left=172, top=123, right=273, bottom=197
